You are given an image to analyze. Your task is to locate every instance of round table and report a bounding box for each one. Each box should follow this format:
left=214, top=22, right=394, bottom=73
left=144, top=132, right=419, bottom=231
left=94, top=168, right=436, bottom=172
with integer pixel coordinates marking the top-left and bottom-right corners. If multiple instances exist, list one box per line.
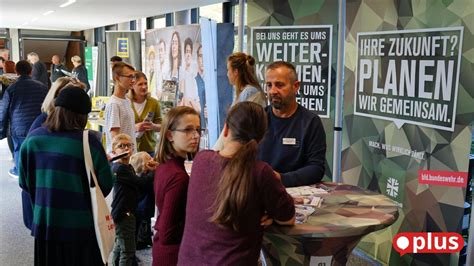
left=263, top=182, right=399, bottom=266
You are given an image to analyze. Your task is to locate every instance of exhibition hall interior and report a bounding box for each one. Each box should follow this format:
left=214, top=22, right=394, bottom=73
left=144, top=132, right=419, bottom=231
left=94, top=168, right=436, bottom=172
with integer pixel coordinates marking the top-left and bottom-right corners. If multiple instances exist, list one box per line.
left=0, top=0, right=473, bottom=265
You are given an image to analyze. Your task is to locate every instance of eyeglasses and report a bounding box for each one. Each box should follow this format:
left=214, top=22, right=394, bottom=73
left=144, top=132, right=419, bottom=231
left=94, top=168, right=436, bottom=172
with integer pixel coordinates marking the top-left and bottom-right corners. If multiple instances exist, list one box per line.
left=116, top=143, right=134, bottom=149
left=172, top=128, right=205, bottom=136
left=119, top=74, right=135, bottom=79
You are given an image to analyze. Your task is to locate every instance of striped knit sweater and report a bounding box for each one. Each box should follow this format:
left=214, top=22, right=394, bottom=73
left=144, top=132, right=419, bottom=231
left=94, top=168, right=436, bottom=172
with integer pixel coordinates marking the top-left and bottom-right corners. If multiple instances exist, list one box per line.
left=19, top=127, right=114, bottom=241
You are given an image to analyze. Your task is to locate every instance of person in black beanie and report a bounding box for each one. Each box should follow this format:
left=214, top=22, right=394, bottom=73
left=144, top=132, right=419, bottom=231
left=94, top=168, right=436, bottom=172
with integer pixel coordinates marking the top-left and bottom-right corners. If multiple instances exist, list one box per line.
left=19, top=85, right=114, bottom=266
left=55, top=86, right=92, bottom=114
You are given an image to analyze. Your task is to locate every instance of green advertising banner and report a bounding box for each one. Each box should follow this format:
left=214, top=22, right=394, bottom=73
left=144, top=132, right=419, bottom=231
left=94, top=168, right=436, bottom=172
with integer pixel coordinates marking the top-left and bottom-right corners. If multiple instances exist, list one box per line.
left=250, top=26, right=332, bottom=117
left=355, top=27, right=463, bottom=132
left=85, top=46, right=99, bottom=95
left=85, top=47, right=94, bottom=80
left=342, top=0, right=473, bottom=265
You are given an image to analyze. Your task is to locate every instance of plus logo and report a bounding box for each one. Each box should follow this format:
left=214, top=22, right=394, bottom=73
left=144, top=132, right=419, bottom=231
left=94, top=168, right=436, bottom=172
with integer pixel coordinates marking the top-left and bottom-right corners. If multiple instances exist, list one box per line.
left=393, top=232, right=463, bottom=256
left=386, top=177, right=399, bottom=198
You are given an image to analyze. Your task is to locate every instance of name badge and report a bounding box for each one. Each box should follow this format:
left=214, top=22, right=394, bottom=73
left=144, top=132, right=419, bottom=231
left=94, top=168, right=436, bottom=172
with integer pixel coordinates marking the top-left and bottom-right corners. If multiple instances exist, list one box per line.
left=282, top=138, right=296, bottom=145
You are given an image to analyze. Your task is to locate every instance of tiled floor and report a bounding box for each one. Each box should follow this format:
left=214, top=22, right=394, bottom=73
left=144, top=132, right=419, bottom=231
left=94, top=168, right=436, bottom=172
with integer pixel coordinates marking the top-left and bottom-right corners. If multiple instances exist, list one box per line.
left=0, top=138, right=35, bottom=265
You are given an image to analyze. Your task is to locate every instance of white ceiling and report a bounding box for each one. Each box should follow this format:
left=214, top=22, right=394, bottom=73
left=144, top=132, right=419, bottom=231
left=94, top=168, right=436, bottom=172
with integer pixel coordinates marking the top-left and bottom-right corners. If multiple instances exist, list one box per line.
left=0, top=0, right=224, bottom=31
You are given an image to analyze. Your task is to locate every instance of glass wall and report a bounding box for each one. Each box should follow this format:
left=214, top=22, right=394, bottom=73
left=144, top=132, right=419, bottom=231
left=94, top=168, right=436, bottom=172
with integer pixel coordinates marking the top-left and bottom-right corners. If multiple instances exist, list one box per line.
left=199, top=3, right=223, bottom=23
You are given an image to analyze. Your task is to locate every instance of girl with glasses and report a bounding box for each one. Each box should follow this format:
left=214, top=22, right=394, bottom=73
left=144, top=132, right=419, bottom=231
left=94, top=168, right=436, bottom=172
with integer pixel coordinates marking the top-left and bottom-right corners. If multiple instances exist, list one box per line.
left=152, top=106, right=200, bottom=266
left=178, top=102, right=295, bottom=265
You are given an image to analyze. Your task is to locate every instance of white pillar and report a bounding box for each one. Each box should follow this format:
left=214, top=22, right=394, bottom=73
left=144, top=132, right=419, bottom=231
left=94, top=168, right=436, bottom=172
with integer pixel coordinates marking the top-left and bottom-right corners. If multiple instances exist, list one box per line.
left=237, top=0, right=245, bottom=52
left=10, top=29, right=20, bottom=62
left=332, top=0, right=345, bottom=182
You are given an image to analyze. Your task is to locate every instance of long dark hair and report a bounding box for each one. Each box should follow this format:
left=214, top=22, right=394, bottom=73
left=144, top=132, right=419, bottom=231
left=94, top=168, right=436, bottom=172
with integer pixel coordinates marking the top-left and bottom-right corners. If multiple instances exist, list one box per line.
left=209, top=102, right=268, bottom=231
left=169, top=31, right=182, bottom=74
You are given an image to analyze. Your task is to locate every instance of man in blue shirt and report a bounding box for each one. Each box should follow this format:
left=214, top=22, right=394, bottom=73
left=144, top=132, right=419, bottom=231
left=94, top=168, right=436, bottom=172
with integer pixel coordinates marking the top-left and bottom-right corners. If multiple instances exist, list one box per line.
left=257, top=61, right=326, bottom=187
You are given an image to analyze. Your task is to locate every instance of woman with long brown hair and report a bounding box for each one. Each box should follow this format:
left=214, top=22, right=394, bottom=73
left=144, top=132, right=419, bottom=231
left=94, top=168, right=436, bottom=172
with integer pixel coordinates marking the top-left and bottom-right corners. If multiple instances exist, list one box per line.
left=226, top=52, right=266, bottom=107
left=168, top=31, right=182, bottom=80
left=178, top=102, right=295, bottom=265
left=213, top=52, right=268, bottom=150
left=152, top=106, right=200, bottom=266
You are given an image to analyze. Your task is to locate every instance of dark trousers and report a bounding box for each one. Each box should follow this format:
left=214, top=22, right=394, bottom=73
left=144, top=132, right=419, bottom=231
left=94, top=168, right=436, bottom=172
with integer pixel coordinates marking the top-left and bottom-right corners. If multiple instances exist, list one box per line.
left=34, top=238, right=103, bottom=266
left=112, top=214, right=136, bottom=266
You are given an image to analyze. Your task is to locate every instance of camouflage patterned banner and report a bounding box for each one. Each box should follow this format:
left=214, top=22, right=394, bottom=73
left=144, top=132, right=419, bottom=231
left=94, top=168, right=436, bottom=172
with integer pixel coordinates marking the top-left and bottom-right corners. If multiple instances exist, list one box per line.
left=248, top=0, right=474, bottom=265
left=342, top=0, right=473, bottom=265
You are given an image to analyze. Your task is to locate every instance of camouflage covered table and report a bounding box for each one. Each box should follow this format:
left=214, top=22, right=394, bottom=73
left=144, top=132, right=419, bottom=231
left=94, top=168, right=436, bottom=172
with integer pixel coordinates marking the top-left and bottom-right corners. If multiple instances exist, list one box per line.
left=263, top=182, right=399, bottom=266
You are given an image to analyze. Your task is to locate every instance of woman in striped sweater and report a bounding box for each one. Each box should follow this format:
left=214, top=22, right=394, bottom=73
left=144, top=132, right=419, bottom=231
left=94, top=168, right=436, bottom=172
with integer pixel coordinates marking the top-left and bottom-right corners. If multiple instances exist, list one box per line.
left=19, top=87, right=114, bottom=266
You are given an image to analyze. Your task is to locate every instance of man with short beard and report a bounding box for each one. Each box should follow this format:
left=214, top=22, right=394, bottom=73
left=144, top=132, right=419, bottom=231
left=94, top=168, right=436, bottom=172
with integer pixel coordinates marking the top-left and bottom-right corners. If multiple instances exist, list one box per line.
left=257, top=61, right=326, bottom=187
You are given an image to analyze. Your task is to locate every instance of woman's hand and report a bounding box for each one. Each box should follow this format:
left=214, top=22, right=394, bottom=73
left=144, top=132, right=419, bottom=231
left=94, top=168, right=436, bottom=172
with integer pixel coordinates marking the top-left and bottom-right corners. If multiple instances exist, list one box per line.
left=135, top=121, right=153, bottom=132
left=260, top=214, right=273, bottom=228
left=146, top=160, right=158, bottom=171
left=273, top=170, right=281, bottom=181
left=293, top=197, right=304, bottom=204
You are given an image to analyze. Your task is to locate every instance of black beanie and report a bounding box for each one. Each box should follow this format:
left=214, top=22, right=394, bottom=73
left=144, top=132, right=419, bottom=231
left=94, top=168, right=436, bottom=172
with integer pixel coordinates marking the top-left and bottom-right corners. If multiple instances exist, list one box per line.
left=55, top=86, right=91, bottom=114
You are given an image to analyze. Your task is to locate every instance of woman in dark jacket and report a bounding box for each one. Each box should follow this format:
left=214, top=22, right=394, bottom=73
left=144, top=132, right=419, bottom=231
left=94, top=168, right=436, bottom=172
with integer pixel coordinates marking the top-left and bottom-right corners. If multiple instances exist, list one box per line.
left=71, top=55, right=91, bottom=92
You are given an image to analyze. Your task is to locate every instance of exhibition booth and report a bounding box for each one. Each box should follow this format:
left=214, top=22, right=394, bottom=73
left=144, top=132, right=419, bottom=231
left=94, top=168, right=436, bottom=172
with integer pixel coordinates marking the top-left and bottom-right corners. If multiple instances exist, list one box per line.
left=81, top=1, right=474, bottom=265
left=1, top=1, right=473, bottom=265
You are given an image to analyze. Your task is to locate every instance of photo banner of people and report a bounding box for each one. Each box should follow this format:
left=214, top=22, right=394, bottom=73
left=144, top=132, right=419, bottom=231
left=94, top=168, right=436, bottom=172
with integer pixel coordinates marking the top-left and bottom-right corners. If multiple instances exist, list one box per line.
left=250, top=25, right=333, bottom=118
left=354, top=27, right=463, bottom=132
left=145, top=25, right=204, bottom=112
left=145, top=25, right=210, bottom=148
